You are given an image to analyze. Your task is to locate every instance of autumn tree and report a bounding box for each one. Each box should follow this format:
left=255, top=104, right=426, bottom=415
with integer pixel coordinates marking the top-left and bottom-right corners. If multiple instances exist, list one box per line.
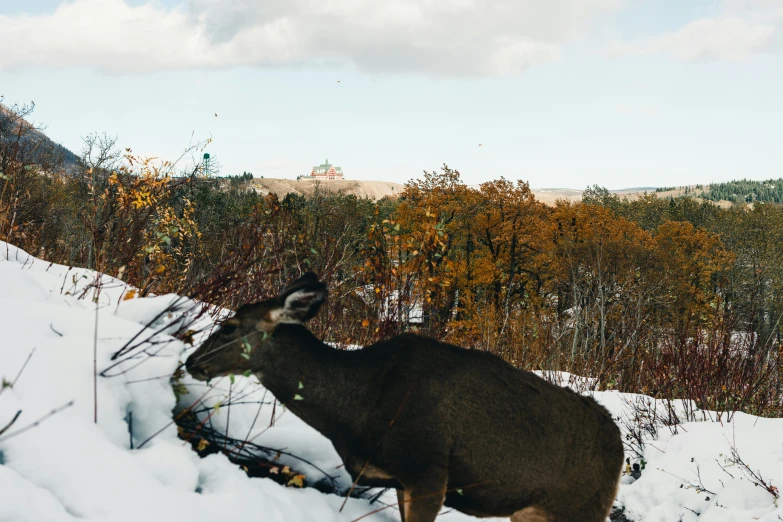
left=393, top=165, right=468, bottom=336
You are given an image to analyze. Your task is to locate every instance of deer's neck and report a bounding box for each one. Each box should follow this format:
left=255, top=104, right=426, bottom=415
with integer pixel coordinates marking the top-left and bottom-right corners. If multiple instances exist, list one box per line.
left=258, top=324, right=372, bottom=443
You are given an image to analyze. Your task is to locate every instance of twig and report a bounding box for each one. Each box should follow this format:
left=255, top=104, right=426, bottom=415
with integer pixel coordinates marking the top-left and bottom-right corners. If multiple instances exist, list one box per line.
left=366, top=488, right=388, bottom=505
left=177, top=415, right=342, bottom=494
left=93, top=277, right=101, bottom=423
left=108, top=295, right=189, bottom=361
left=715, top=459, right=735, bottom=479
left=658, top=468, right=716, bottom=495
left=0, top=401, right=75, bottom=443
left=0, top=347, right=36, bottom=399
left=128, top=411, right=133, bottom=449
left=241, top=407, right=289, bottom=446
left=9, top=347, right=35, bottom=388
left=101, top=339, right=179, bottom=378
left=727, top=439, right=779, bottom=499
left=124, top=374, right=176, bottom=385
left=224, top=379, right=233, bottom=450
left=181, top=406, right=220, bottom=444
left=49, top=324, right=63, bottom=337
left=694, top=464, right=716, bottom=495
left=229, top=390, right=267, bottom=458
left=0, top=410, right=22, bottom=437
left=136, top=378, right=224, bottom=449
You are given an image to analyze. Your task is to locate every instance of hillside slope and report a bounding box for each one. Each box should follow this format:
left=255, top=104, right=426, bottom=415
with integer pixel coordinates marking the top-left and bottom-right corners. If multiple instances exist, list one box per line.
left=0, top=103, right=79, bottom=171
left=252, top=178, right=405, bottom=200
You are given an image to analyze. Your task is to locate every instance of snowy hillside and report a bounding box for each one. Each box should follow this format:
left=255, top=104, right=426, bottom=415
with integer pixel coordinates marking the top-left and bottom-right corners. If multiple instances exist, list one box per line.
left=1, top=241, right=781, bottom=522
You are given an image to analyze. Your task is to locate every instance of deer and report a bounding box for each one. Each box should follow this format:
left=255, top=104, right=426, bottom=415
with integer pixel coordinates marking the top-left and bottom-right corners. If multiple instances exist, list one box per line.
left=185, top=273, right=624, bottom=522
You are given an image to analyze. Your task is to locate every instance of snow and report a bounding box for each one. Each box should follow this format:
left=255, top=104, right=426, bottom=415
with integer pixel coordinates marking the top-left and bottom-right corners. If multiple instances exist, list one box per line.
left=1, top=240, right=782, bottom=522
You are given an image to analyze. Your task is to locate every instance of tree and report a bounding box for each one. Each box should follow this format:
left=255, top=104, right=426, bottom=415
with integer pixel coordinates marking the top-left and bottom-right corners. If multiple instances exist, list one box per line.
left=0, top=99, right=68, bottom=248
left=582, top=184, right=621, bottom=213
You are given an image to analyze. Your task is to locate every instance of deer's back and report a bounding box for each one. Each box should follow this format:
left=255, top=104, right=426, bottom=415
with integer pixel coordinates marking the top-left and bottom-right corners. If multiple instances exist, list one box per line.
left=351, top=333, right=623, bottom=518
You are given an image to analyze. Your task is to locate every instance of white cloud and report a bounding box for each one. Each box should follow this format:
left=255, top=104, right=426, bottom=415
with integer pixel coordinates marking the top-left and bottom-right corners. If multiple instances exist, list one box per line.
left=0, top=0, right=623, bottom=76
left=611, top=0, right=782, bottom=61
left=616, top=103, right=659, bottom=117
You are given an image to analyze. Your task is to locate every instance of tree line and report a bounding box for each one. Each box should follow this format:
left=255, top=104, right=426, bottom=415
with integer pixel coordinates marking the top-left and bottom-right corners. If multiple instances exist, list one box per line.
left=1, top=101, right=781, bottom=417
left=701, top=178, right=783, bottom=204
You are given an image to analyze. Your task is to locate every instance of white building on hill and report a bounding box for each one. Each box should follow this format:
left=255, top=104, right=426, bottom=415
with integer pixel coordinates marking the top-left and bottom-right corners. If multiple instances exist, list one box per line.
left=300, top=159, right=344, bottom=180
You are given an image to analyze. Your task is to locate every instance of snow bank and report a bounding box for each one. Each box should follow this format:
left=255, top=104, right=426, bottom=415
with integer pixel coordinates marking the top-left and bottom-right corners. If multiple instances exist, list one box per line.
left=0, top=242, right=400, bottom=522
left=1, top=241, right=781, bottom=522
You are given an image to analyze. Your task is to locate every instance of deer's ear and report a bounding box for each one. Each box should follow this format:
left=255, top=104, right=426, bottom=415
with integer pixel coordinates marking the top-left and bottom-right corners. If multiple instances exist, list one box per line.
left=279, top=284, right=327, bottom=323
left=280, top=272, right=320, bottom=299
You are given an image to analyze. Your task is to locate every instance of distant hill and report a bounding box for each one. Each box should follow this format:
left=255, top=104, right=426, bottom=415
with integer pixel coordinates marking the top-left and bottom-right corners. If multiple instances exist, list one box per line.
left=531, top=186, right=661, bottom=205
left=534, top=181, right=783, bottom=207
left=0, top=103, right=79, bottom=172
left=251, top=177, right=405, bottom=201
left=250, top=180, right=672, bottom=205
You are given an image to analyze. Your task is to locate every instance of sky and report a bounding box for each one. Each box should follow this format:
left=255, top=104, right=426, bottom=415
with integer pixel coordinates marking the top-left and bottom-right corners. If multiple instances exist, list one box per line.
left=1, top=0, right=781, bottom=189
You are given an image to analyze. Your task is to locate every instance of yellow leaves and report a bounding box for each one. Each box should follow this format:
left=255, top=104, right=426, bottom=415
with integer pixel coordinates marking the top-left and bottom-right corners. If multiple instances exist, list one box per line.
left=196, top=438, right=209, bottom=452
left=269, top=465, right=306, bottom=487
left=287, top=474, right=306, bottom=488
left=179, top=330, right=197, bottom=346
left=122, top=289, right=137, bottom=300
left=361, top=319, right=370, bottom=327
left=155, top=265, right=166, bottom=274
left=132, top=189, right=153, bottom=209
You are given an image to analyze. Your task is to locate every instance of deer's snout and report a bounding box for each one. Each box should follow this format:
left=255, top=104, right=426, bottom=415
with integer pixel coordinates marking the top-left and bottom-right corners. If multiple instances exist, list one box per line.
left=185, top=352, right=211, bottom=381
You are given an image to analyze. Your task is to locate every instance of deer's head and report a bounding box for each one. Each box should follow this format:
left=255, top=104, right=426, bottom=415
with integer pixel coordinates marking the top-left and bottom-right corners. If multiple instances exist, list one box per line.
left=185, top=273, right=327, bottom=381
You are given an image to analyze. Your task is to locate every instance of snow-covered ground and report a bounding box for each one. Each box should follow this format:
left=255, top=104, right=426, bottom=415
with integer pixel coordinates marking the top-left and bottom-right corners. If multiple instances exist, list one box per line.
left=1, top=241, right=781, bottom=522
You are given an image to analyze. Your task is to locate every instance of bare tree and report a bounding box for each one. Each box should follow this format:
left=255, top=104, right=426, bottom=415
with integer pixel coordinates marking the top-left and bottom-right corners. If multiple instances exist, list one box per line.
left=0, top=98, right=67, bottom=245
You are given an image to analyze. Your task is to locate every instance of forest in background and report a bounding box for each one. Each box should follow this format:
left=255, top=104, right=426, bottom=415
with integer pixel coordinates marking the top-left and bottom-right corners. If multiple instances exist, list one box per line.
left=700, top=178, right=783, bottom=204
left=2, top=100, right=781, bottom=418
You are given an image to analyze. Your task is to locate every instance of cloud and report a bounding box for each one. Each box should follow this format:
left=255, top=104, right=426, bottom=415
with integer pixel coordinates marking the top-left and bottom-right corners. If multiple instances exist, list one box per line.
left=0, top=0, right=623, bottom=76
left=610, top=0, right=782, bottom=61
left=616, top=103, right=659, bottom=117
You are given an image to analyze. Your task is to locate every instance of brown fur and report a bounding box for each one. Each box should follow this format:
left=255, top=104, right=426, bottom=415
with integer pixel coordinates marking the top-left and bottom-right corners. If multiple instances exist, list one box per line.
left=186, top=273, right=624, bottom=522
left=511, top=506, right=552, bottom=522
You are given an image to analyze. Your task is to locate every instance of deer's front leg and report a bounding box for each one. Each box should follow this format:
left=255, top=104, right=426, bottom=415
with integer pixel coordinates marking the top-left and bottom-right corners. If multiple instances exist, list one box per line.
left=396, top=489, right=406, bottom=522
left=400, top=470, right=448, bottom=522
